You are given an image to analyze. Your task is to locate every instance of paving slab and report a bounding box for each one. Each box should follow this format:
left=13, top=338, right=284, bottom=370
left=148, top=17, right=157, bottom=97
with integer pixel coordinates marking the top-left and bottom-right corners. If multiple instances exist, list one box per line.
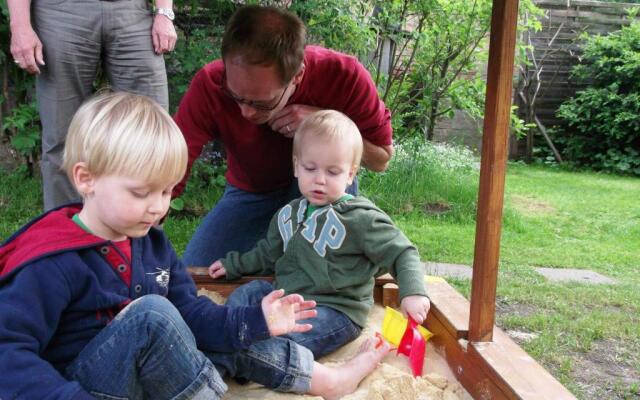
left=535, top=267, right=617, bottom=284
left=423, top=262, right=472, bottom=280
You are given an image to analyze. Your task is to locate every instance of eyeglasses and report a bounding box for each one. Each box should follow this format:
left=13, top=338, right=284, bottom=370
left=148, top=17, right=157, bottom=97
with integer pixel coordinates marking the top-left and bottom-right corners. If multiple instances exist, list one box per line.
left=221, top=73, right=290, bottom=112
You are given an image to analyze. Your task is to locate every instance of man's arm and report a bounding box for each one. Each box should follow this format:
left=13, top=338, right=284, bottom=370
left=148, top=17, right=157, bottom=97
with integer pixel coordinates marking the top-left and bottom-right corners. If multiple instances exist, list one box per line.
left=362, top=139, right=394, bottom=172
left=151, top=0, right=177, bottom=54
left=8, top=0, right=44, bottom=75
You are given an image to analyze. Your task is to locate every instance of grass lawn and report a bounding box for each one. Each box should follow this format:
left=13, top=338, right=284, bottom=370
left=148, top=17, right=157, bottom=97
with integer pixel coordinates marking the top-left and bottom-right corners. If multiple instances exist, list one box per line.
left=394, top=163, right=640, bottom=400
left=1, top=162, right=638, bottom=399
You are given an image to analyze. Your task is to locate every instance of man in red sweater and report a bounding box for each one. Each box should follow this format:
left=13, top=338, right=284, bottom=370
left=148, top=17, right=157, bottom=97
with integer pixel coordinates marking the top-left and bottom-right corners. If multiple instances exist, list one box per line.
left=174, top=5, right=394, bottom=267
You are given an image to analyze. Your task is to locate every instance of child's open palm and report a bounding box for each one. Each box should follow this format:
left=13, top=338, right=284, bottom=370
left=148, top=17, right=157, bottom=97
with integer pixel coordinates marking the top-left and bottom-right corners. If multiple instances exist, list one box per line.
left=261, top=289, right=317, bottom=336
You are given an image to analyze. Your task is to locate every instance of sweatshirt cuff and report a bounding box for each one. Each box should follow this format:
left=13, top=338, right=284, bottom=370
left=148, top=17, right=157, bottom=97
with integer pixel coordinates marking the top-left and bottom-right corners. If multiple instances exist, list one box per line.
left=241, top=305, right=271, bottom=345
left=222, top=252, right=242, bottom=280
left=397, top=272, right=428, bottom=299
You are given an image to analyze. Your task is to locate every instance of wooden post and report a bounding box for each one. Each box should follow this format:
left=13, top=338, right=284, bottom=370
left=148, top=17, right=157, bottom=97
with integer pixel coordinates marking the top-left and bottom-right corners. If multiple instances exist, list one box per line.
left=468, top=0, right=519, bottom=343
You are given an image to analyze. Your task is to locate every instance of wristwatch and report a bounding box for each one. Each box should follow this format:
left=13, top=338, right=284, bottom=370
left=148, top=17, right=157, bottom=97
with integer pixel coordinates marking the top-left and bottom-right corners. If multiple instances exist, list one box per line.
left=154, top=7, right=175, bottom=21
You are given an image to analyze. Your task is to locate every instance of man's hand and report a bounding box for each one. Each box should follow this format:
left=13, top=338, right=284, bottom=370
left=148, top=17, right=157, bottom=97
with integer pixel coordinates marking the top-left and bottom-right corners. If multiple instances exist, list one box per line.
left=400, top=295, right=431, bottom=324
left=208, top=260, right=227, bottom=279
left=10, top=24, right=44, bottom=74
left=261, top=289, right=317, bottom=336
left=269, top=104, right=322, bottom=138
left=152, top=15, right=177, bottom=54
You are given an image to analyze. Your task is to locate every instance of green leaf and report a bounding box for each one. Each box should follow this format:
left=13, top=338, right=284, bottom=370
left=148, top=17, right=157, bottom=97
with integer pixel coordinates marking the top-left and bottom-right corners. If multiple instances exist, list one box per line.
left=170, top=198, right=185, bottom=211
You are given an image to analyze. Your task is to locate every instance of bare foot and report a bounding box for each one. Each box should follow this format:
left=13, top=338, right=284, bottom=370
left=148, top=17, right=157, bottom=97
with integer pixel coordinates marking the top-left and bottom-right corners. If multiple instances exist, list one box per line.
left=309, top=336, right=392, bottom=399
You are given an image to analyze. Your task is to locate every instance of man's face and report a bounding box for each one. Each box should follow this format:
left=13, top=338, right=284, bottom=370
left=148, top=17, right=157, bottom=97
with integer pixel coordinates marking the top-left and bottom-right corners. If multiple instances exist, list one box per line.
left=222, top=59, right=295, bottom=125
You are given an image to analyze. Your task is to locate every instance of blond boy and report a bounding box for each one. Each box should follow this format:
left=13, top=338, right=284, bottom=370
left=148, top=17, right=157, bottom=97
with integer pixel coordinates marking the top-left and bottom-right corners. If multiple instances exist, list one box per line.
left=210, top=110, right=430, bottom=395
left=0, top=92, right=327, bottom=399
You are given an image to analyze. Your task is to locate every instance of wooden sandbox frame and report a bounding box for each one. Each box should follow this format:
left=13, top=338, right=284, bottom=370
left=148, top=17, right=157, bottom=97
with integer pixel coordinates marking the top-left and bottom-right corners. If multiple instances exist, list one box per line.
left=190, top=1, right=577, bottom=398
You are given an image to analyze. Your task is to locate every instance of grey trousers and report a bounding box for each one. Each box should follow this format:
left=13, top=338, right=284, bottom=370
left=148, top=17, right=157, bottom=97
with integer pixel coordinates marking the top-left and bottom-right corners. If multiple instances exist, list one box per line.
left=32, top=0, right=169, bottom=210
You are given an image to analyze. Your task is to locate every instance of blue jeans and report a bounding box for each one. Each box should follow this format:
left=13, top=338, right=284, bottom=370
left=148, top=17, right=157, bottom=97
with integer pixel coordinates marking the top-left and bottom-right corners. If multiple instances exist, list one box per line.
left=64, top=295, right=226, bottom=400
left=182, top=179, right=359, bottom=267
left=206, top=281, right=362, bottom=392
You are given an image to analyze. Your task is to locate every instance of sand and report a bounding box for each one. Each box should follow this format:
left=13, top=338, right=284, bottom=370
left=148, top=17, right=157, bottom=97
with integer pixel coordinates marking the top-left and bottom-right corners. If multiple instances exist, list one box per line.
left=198, top=288, right=471, bottom=400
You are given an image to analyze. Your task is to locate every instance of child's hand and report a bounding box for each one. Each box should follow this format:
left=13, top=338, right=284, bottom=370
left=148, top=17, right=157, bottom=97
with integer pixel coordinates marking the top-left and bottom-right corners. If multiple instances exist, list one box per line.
left=400, top=295, right=431, bottom=324
left=261, top=289, right=317, bottom=336
left=208, top=260, right=226, bottom=279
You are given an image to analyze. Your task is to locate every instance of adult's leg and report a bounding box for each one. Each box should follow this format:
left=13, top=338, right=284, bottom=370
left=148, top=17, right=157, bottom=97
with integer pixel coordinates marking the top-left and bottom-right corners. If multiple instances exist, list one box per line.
left=65, top=295, right=226, bottom=399
left=102, top=0, right=169, bottom=110
left=32, top=0, right=102, bottom=210
left=183, top=182, right=301, bottom=267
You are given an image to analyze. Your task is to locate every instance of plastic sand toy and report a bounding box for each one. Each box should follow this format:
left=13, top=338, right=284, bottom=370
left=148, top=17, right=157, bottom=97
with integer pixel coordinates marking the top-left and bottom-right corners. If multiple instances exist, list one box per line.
left=380, top=306, right=433, bottom=377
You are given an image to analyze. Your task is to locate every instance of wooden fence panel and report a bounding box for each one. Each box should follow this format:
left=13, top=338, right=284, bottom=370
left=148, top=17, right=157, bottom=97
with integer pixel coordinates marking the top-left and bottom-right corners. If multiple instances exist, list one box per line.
left=519, top=0, right=640, bottom=131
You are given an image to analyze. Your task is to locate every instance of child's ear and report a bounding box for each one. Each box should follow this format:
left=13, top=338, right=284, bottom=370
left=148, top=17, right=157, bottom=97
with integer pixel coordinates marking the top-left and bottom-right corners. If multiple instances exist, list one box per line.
left=72, top=162, right=95, bottom=196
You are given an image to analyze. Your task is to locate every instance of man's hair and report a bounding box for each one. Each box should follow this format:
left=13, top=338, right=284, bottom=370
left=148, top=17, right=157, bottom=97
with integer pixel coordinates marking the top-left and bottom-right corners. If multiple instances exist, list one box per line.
left=62, top=91, right=187, bottom=188
left=222, top=5, right=306, bottom=84
left=293, top=110, right=363, bottom=168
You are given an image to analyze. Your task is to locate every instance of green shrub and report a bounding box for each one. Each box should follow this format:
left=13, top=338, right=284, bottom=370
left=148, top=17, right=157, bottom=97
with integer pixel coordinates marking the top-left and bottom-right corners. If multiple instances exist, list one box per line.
left=2, top=102, right=40, bottom=175
left=556, top=22, right=640, bottom=175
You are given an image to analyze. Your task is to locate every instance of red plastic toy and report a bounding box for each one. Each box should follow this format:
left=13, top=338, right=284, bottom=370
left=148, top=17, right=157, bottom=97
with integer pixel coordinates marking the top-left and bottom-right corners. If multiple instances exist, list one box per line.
left=396, top=316, right=426, bottom=377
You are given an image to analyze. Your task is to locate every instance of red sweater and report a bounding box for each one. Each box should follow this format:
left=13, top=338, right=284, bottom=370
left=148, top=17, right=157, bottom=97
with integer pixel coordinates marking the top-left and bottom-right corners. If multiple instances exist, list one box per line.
left=174, top=45, right=392, bottom=195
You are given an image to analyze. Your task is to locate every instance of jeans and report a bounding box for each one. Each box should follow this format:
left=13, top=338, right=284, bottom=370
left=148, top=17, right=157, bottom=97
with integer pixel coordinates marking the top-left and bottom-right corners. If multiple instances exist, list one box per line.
left=65, top=295, right=226, bottom=399
left=182, top=178, right=359, bottom=267
left=205, top=281, right=362, bottom=393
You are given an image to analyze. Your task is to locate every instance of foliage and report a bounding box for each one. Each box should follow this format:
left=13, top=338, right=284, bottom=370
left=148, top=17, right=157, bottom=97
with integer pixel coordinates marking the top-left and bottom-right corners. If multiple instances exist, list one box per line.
left=169, top=159, right=227, bottom=216
left=2, top=102, right=40, bottom=175
left=165, top=27, right=223, bottom=113
left=1, top=4, right=39, bottom=170
left=2, top=0, right=543, bottom=174
left=372, top=0, right=541, bottom=144
left=290, top=0, right=376, bottom=59
left=556, top=21, right=640, bottom=175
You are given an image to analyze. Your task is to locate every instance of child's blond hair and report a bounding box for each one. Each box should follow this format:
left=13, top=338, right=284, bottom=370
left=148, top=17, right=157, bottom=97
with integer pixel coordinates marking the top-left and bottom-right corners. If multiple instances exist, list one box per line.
left=62, top=92, right=187, bottom=189
left=293, top=110, right=363, bottom=169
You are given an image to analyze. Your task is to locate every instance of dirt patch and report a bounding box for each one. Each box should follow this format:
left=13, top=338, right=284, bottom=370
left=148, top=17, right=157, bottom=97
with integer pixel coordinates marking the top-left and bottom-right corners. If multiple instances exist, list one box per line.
left=509, top=194, right=555, bottom=215
left=423, top=201, right=451, bottom=215
left=570, top=339, right=640, bottom=399
left=495, top=299, right=538, bottom=318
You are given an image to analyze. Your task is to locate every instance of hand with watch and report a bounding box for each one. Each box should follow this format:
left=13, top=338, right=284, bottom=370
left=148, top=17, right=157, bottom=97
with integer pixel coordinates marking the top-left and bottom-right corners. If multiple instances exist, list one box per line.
left=152, top=5, right=177, bottom=54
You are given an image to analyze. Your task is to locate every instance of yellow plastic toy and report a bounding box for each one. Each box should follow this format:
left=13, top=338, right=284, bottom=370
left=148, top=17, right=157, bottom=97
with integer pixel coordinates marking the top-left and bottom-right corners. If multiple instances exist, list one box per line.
left=381, top=306, right=433, bottom=346
left=380, top=306, right=434, bottom=377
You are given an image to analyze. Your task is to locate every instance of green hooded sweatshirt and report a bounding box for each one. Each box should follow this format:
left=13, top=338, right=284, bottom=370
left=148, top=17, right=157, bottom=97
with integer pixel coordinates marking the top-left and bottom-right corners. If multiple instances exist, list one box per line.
left=223, top=196, right=428, bottom=327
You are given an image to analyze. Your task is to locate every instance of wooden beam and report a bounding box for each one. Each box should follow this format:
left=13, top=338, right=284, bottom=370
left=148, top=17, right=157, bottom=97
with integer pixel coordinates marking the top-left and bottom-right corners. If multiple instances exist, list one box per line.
left=469, top=0, right=519, bottom=342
